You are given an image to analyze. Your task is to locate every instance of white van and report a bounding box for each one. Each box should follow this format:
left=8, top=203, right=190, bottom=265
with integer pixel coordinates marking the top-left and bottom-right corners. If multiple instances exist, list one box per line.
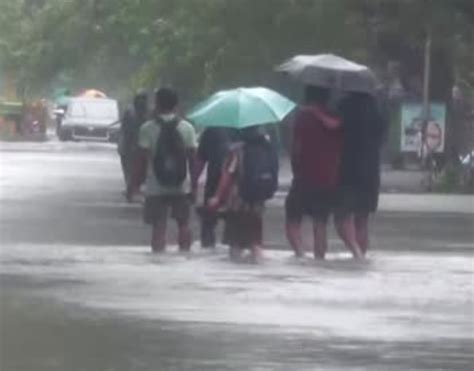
left=58, top=97, right=120, bottom=141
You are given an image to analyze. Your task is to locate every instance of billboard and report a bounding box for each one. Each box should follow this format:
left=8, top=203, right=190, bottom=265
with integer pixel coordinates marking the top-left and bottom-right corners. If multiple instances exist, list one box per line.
left=400, top=102, right=446, bottom=153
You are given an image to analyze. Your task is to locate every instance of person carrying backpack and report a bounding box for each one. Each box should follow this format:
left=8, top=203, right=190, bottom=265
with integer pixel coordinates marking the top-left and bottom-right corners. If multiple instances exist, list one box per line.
left=194, top=127, right=239, bottom=249
left=208, top=126, right=278, bottom=262
left=128, top=87, right=197, bottom=253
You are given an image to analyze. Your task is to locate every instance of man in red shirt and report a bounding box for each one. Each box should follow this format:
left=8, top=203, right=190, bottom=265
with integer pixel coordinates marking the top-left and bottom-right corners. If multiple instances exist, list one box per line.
left=285, top=86, right=363, bottom=259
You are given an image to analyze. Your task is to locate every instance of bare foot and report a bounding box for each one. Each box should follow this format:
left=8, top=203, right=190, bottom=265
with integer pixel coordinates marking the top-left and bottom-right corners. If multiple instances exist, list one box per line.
left=352, top=247, right=365, bottom=260
left=313, top=247, right=326, bottom=260
left=250, top=246, right=263, bottom=263
left=229, top=246, right=243, bottom=261
left=294, top=248, right=305, bottom=258
left=313, top=252, right=325, bottom=260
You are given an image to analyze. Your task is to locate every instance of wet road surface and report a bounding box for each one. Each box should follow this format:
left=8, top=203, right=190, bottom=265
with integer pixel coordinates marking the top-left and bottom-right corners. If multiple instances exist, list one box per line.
left=1, top=141, right=473, bottom=371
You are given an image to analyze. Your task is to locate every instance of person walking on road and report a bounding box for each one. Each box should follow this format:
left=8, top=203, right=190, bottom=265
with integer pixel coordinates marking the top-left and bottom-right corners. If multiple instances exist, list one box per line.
left=119, top=91, right=148, bottom=198
left=128, top=87, right=197, bottom=253
left=285, top=85, right=363, bottom=259
left=194, top=127, right=238, bottom=248
left=208, top=126, right=278, bottom=262
left=335, top=92, right=387, bottom=256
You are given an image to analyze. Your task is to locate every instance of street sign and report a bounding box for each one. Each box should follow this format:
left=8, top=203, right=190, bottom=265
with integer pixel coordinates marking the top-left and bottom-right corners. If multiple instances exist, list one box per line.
left=400, top=102, right=446, bottom=153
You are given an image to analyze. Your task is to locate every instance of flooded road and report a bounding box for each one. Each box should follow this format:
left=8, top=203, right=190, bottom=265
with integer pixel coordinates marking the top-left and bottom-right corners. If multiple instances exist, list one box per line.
left=1, top=141, right=473, bottom=370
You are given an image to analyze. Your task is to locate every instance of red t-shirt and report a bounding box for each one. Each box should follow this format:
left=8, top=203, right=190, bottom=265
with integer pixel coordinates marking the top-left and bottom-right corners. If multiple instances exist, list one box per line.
left=291, top=105, right=343, bottom=189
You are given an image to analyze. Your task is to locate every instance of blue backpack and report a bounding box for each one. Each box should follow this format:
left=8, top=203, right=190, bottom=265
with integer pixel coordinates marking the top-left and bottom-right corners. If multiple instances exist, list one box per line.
left=238, top=138, right=279, bottom=203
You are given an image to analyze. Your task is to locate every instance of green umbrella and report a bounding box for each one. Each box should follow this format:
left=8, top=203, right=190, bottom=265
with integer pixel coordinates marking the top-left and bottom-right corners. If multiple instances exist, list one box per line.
left=52, top=87, right=72, bottom=107
left=55, top=95, right=71, bottom=107
left=187, top=87, right=295, bottom=128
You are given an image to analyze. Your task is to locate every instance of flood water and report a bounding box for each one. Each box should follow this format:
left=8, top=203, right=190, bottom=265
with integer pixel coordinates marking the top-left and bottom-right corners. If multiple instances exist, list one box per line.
left=1, top=141, right=473, bottom=370
left=2, top=244, right=473, bottom=370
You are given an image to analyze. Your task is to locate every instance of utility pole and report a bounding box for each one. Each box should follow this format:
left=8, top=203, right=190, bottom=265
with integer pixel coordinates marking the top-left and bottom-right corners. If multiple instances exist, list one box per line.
left=421, top=27, right=433, bottom=190
left=421, top=27, right=432, bottom=158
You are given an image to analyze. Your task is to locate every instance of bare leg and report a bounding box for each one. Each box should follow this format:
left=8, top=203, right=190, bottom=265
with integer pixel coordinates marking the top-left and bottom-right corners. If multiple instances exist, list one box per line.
left=177, top=221, right=192, bottom=252
left=226, top=213, right=241, bottom=261
left=251, top=245, right=263, bottom=262
left=313, top=221, right=328, bottom=260
left=200, top=209, right=218, bottom=248
left=354, top=213, right=370, bottom=256
left=120, top=153, right=131, bottom=198
left=334, top=214, right=363, bottom=259
left=151, top=219, right=167, bottom=253
left=229, top=245, right=243, bottom=261
left=286, top=221, right=305, bottom=257
left=334, top=214, right=352, bottom=248
left=250, top=213, right=264, bottom=262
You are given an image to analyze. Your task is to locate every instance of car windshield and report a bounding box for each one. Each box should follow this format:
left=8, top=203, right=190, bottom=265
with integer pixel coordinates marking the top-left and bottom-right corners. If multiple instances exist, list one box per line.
left=69, top=100, right=118, bottom=120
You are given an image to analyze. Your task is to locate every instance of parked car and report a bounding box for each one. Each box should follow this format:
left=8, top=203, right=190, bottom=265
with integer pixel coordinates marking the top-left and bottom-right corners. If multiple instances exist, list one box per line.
left=57, top=97, right=119, bottom=142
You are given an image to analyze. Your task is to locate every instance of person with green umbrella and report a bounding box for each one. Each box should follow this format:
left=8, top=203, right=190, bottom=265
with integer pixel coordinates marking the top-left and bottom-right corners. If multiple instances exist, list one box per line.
left=188, top=87, right=293, bottom=260
left=207, top=125, right=278, bottom=261
left=194, top=127, right=238, bottom=248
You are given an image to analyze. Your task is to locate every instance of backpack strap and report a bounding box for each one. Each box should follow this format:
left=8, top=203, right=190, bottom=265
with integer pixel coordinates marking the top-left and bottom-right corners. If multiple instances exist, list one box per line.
left=154, top=115, right=180, bottom=128
left=227, top=142, right=244, bottom=179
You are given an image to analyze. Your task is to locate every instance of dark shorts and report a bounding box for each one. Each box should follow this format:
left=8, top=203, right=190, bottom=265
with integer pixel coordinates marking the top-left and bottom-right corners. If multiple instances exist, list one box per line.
left=285, top=182, right=336, bottom=223
left=225, top=209, right=263, bottom=249
left=335, top=186, right=379, bottom=215
left=144, top=194, right=191, bottom=225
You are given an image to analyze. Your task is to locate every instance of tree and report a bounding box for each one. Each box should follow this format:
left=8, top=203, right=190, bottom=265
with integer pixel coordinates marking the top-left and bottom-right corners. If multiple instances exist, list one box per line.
left=1, top=0, right=472, bottom=111
left=350, top=0, right=473, bottom=165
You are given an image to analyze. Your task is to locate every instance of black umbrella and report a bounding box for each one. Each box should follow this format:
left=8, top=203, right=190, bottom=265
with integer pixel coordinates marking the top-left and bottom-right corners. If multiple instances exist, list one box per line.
left=276, top=54, right=378, bottom=94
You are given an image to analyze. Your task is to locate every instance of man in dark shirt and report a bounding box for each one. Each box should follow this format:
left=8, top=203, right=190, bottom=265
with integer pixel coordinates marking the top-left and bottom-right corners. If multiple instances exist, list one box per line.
left=336, top=92, right=387, bottom=256
left=119, top=91, right=148, bottom=197
left=195, top=127, right=238, bottom=248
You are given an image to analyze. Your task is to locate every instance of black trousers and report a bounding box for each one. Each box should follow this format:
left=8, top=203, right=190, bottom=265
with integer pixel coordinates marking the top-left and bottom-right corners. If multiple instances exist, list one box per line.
left=200, top=209, right=219, bottom=248
left=200, top=182, right=228, bottom=247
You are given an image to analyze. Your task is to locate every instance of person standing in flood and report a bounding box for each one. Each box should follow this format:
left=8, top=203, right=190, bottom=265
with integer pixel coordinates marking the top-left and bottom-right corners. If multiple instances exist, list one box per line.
left=335, top=92, right=387, bottom=256
left=285, top=85, right=363, bottom=259
left=194, top=127, right=238, bottom=248
left=119, top=91, right=148, bottom=199
left=128, top=87, right=197, bottom=253
left=208, top=126, right=278, bottom=262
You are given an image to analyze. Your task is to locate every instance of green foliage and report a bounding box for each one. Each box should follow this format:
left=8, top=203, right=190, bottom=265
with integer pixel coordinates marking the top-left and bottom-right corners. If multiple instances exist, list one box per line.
left=349, top=0, right=473, bottom=93
left=0, top=0, right=472, bottom=103
left=432, top=163, right=474, bottom=194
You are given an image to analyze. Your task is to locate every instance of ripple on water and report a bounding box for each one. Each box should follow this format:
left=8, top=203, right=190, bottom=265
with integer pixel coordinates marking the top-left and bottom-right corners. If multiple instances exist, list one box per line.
left=1, top=243, right=473, bottom=342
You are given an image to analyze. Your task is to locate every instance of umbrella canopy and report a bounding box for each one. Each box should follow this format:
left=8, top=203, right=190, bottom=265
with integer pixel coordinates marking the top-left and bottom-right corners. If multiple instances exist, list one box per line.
left=55, top=95, right=71, bottom=107
left=276, top=54, right=378, bottom=94
left=187, top=87, right=295, bottom=129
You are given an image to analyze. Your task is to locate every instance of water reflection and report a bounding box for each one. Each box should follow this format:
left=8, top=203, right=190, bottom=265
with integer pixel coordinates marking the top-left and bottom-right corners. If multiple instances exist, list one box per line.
left=2, top=244, right=472, bottom=341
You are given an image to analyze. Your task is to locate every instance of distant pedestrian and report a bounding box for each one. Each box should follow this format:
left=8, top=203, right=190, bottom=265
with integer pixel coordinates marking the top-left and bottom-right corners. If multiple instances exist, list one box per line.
left=335, top=92, right=387, bottom=256
left=285, top=85, right=362, bottom=259
left=194, top=127, right=238, bottom=248
left=128, top=87, right=197, bottom=253
left=119, top=91, right=148, bottom=198
left=208, top=126, right=278, bottom=262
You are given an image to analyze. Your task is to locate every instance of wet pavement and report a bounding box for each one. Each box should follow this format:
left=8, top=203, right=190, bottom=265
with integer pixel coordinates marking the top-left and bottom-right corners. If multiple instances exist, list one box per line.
left=1, top=141, right=473, bottom=371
